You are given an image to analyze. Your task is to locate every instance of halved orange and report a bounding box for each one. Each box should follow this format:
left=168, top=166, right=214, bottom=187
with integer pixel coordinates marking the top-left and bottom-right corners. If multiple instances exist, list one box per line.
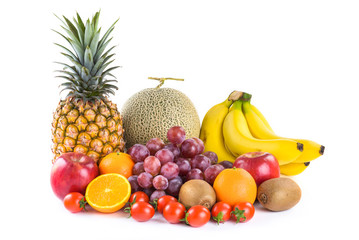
left=85, top=173, right=131, bottom=213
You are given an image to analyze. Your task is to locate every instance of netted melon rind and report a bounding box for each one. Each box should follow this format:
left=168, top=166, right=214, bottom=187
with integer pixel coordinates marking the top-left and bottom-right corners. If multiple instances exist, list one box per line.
left=121, top=88, right=200, bottom=148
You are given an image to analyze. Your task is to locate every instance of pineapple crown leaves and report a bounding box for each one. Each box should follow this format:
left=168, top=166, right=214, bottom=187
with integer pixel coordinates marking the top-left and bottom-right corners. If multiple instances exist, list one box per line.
left=53, top=10, right=120, bottom=101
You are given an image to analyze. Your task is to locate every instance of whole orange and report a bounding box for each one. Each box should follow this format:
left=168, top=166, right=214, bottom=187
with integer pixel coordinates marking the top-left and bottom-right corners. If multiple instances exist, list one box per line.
left=213, top=168, right=257, bottom=205
left=99, top=152, right=134, bottom=178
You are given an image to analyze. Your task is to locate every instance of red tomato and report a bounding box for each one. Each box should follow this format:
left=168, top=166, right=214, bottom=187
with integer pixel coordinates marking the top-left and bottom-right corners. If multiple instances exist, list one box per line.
left=156, top=195, right=177, bottom=213
left=211, top=202, right=232, bottom=224
left=129, top=191, right=149, bottom=203
left=63, top=192, right=86, bottom=213
left=231, top=202, right=255, bottom=223
left=163, top=201, right=186, bottom=224
left=130, top=202, right=155, bottom=222
left=185, top=205, right=211, bottom=227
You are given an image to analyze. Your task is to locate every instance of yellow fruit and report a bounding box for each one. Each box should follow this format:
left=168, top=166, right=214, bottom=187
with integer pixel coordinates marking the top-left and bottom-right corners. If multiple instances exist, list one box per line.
left=85, top=173, right=131, bottom=213
left=213, top=168, right=257, bottom=205
left=99, top=152, right=134, bottom=178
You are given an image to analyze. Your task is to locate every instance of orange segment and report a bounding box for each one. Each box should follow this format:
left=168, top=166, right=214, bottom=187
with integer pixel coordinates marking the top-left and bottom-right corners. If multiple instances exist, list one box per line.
left=85, top=173, right=131, bottom=213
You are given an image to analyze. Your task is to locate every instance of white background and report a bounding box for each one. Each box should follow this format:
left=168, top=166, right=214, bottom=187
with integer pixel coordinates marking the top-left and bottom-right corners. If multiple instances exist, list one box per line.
left=1, top=0, right=358, bottom=239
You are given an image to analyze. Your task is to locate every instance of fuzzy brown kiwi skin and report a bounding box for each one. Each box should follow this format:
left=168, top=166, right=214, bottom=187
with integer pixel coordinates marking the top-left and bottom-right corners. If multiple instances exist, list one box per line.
left=257, top=178, right=301, bottom=212
left=179, top=180, right=216, bottom=209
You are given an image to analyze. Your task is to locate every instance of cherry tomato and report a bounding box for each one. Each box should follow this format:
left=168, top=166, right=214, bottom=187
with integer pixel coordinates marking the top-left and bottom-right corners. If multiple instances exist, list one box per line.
left=63, top=192, right=86, bottom=213
left=211, top=202, right=232, bottom=224
left=129, top=191, right=149, bottom=203
left=231, top=202, right=255, bottom=223
left=156, top=195, right=177, bottom=213
left=185, top=205, right=211, bottom=227
left=130, top=202, right=155, bottom=222
left=163, top=201, right=186, bottom=224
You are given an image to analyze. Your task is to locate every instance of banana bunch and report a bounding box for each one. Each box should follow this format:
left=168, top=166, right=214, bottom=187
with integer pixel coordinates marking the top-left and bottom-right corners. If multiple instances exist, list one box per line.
left=199, top=91, right=325, bottom=176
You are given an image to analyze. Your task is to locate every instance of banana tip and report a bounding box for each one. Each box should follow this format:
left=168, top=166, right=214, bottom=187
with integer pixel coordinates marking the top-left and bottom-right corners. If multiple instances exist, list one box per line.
left=297, top=142, right=304, bottom=152
left=320, top=145, right=325, bottom=155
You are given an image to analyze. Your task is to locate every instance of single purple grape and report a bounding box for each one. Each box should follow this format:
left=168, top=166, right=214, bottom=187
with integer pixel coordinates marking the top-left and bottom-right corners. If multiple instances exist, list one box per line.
left=166, top=176, right=183, bottom=197
left=155, top=149, right=174, bottom=165
left=177, top=159, right=192, bottom=176
left=219, top=160, right=233, bottom=169
left=137, top=172, right=153, bottom=188
left=203, top=151, right=218, bottom=165
left=127, top=144, right=150, bottom=162
left=186, top=168, right=204, bottom=181
left=167, top=126, right=186, bottom=145
left=180, top=138, right=198, bottom=158
left=143, top=156, right=161, bottom=176
left=204, top=164, right=225, bottom=185
left=153, top=175, right=169, bottom=190
left=191, top=154, right=211, bottom=172
left=146, top=138, right=165, bottom=155
left=160, top=162, right=179, bottom=180
left=132, top=162, right=145, bottom=175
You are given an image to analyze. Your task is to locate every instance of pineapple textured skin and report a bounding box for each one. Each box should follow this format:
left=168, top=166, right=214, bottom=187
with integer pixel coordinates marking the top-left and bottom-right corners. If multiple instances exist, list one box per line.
left=52, top=98, right=125, bottom=163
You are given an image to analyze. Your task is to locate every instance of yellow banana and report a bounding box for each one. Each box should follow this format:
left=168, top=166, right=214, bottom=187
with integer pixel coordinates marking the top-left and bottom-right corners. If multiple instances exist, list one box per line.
left=242, top=101, right=325, bottom=164
left=223, top=100, right=303, bottom=165
left=280, top=162, right=310, bottom=176
left=250, top=104, right=274, bottom=132
left=199, top=94, right=239, bottom=163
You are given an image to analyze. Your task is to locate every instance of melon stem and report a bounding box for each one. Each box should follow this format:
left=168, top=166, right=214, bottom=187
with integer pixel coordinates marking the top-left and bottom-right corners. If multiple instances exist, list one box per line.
left=148, top=77, right=184, bottom=89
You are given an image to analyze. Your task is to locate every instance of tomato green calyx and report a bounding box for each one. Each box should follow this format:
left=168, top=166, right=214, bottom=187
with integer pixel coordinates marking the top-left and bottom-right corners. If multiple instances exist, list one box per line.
left=124, top=196, right=138, bottom=218
left=150, top=199, right=158, bottom=211
left=124, top=206, right=132, bottom=218
left=212, top=212, right=225, bottom=225
left=180, top=212, right=190, bottom=225
left=79, top=197, right=87, bottom=211
left=231, top=207, right=246, bottom=223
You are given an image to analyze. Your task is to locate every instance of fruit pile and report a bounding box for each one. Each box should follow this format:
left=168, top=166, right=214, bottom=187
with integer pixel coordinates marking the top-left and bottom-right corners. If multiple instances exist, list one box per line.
left=126, top=126, right=231, bottom=201
left=51, top=126, right=302, bottom=226
left=49, top=11, right=325, bottom=228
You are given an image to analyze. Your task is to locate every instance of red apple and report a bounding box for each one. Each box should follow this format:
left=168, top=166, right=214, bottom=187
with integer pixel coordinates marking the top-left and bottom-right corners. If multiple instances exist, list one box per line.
left=50, top=152, right=99, bottom=200
left=233, top=152, right=280, bottom=186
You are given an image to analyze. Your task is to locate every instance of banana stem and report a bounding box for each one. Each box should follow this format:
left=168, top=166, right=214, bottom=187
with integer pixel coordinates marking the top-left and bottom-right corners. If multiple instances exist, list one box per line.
left=228, top=91, right=252, bottom=102
left=148, top=77, right=184, bottom=89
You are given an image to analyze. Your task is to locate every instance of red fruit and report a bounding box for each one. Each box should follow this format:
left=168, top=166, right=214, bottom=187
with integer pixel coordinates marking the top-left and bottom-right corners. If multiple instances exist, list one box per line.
left=129, top=202, right=155, bottom=222
left=50, top=153, right=99, bottom=200
left=63, top=192, right=86, bottom=213
left=231, top=202, right=255, bottom=223
left=233, top=152, right=280, bottom=186
left=163, top=201, right=186, bottom=224
left=211, top=202, right=232, bottom=224
left=185, top=205, right=211, bottom=227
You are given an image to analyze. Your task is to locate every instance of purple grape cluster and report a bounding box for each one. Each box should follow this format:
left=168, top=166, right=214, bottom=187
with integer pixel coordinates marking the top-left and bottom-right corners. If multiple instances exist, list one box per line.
left=127, top=126, right=232, bottom=200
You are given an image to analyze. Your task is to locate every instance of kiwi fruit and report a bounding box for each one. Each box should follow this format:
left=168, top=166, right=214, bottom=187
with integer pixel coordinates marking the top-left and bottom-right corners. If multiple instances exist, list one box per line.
left=257, top=177, right=301, bottom=211
left=179, top=179, right=216, bottom=209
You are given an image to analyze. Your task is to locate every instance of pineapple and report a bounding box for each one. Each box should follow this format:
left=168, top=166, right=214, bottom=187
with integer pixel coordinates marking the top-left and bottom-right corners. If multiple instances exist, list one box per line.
left=51, top=11, right=125, bottom=163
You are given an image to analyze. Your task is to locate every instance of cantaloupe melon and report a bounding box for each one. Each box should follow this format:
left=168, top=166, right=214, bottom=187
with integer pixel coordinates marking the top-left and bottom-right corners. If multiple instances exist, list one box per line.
left=121, top=78, right=200, bottom=148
